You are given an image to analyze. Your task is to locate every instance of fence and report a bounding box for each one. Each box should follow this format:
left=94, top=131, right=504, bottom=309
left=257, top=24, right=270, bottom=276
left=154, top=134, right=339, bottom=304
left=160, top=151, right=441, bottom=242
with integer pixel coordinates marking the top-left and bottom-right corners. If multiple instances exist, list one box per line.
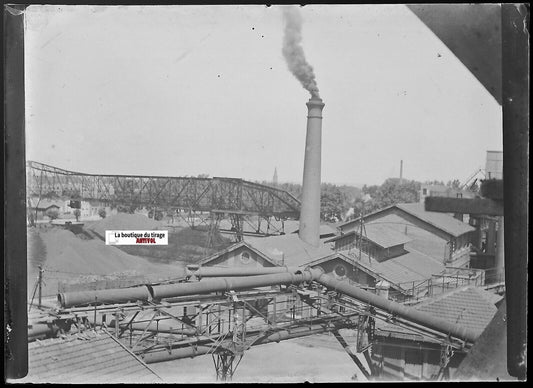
left=57, top=274, right=177, bottom=294
left=398, top=267, right=487, bottom=302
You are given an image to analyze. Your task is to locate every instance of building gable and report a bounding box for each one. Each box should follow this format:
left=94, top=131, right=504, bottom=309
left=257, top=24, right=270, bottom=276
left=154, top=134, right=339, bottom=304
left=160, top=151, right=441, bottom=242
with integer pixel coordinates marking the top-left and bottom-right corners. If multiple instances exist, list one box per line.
left=198, top=242, right=279, bottom=268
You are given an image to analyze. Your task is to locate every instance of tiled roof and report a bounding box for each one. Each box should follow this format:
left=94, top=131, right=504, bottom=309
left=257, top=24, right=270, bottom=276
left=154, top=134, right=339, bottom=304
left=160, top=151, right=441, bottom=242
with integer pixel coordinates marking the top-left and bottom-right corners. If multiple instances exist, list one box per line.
left=245, top=233, right=334, bottom=267
left=453, top=300, right=513, bottom=380
left=415, top=287, right=501, bottom=337
left=396, top=203, right=475, bottom=237
left=374, top=287, right=501, bottom=341
left=23, top=329, right=161, bottom=383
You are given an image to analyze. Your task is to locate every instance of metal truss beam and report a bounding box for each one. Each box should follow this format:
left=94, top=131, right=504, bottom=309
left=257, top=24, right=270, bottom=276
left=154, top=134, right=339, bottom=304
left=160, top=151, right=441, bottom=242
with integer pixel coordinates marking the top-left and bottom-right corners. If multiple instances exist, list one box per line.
left=26, top=161, right=300, bottom=219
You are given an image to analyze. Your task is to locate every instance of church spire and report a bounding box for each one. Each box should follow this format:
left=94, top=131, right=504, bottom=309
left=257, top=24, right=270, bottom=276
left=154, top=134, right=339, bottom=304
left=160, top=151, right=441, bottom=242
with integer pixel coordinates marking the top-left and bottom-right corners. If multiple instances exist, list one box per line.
left=273, top=167, right=278, bottom=185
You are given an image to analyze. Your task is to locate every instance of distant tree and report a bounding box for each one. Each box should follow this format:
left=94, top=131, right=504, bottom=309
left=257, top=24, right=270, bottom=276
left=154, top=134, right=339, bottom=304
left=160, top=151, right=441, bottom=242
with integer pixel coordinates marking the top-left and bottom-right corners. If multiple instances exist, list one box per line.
left=320, top=184, right=345, bottom=222
left=197, top=173, right=210, bottom=178
left=148, top=209, right=164, bottom=221
left=358, top=178, right=421, bottom=213
left=423, top=180, right=445, bottom=186
left=73, top=208, right=81, bottom=222
left=98, top=208, right=106, bottom=219
left=45, top=208, right=59, bottom=221
left=446, top=179, right=462, bottom=190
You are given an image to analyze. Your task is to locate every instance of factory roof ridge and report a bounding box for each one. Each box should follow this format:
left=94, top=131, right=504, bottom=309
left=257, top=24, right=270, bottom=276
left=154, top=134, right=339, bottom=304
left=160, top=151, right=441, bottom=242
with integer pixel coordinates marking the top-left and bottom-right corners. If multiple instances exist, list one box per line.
left=339, top=202, right=474, bottom=237
left=396, top=202, right=475, bottom=237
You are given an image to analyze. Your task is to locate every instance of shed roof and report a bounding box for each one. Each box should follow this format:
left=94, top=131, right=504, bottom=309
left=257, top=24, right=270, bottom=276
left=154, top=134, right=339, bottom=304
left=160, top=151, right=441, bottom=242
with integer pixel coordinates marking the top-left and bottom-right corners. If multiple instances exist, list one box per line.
left=22, top=329, right=161, bottom=383
left=245, top=233, right=334, bottom=267
left=362, top=223, right=413, bottom=248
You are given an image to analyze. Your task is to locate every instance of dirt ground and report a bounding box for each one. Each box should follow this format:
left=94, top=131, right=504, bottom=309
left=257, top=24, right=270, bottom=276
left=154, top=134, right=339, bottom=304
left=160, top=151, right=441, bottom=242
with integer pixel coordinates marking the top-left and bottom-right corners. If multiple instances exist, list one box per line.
left=149, top=333, right=369, bottom=383
left=27, top=226, right=186, bottom=297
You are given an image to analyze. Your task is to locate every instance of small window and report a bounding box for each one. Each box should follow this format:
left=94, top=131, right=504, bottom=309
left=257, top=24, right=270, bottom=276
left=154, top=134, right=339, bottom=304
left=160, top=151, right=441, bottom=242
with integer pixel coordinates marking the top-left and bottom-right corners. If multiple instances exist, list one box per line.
left=422, top=188, right=428, bottom=195
left=334, top=264, right=347, bottom=280
left=240, top=251, right=251, bottom=264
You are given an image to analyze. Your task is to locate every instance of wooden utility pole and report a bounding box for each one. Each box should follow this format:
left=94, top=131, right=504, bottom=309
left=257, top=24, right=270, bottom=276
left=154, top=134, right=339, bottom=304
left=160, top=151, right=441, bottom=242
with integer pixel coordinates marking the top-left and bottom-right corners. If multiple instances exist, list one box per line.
left=38, top=265, right=43, bottom=308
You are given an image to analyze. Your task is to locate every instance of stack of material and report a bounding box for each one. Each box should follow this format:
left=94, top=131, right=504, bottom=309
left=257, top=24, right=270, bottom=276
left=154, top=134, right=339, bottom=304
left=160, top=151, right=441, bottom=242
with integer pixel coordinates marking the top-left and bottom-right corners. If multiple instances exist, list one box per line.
left=87, top=213, right=162, bottom=239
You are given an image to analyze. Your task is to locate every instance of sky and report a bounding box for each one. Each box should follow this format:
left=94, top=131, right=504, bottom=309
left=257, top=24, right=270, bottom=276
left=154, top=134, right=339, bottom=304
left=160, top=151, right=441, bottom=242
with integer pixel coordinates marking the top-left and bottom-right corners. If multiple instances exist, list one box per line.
left=24, top=5, right=502, bottom=187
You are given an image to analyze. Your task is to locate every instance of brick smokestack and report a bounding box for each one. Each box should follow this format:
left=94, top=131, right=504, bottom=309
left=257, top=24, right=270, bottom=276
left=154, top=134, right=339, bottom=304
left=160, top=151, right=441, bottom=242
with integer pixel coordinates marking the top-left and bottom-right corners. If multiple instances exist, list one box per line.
left=299, top=96, right=325, bottom=247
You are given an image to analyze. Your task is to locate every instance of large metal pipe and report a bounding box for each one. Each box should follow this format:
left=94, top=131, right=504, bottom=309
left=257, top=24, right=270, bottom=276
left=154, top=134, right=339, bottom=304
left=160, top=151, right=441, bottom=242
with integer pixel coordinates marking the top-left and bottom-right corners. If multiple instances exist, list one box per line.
left=151, top=270, right=315, bottom=300
left=186, top=266, right=301, bottom=279
left=28, top=323, right=60, bottom=341
left=58, top=286, right=152, bottom=309
left=109, top=320, right=197, bottom=336
left=312, top=270, right=479, bottom=343
left=57, top=269, right=315, bottom=308
left=57, top=267, right=478, bottom=342
left=299, top=97, right=325, bottom=247
left=141, top=322, right=340, bottom=364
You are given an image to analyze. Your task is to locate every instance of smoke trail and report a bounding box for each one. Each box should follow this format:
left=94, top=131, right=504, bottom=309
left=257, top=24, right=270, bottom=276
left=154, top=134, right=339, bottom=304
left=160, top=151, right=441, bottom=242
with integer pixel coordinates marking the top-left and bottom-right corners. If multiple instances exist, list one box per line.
left=281, top=7, right=320, bottom=98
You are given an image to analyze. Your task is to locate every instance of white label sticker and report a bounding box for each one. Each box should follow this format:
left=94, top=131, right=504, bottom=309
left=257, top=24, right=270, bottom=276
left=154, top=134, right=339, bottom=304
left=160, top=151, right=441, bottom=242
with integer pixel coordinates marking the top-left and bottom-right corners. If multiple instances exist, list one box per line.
left=105, top=230, right=168, bottom=245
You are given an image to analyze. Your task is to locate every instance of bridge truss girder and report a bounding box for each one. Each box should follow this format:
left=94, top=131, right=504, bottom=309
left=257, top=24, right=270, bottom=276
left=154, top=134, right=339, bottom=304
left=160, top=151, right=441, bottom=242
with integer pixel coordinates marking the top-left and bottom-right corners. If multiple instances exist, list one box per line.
left=26, top=161, right=300, bottom=238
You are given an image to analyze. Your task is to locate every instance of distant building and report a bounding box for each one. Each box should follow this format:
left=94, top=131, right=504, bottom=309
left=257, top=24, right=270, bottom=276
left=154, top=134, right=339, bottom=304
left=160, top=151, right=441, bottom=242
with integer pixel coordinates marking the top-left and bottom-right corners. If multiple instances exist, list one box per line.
left=272, top=167, right=278, bottom=185
left=485, top=151, right=503, bottom=180
left=419, top=184, right=476, bottom=204
left=27, top=198, right=63, bottom=220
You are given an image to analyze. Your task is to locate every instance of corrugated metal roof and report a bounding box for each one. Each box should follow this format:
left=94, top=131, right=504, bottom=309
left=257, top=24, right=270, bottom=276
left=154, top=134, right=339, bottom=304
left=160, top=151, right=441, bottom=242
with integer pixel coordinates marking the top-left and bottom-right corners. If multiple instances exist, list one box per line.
left=22, top=329, right=161, bottom=383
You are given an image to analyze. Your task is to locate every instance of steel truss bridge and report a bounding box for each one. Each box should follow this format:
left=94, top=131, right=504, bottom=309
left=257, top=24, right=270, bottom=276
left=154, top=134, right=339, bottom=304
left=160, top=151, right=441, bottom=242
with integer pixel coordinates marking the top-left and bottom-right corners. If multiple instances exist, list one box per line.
left=30, top=268, right=475, bottom=381
left=26, top=161, right=301, bottom=240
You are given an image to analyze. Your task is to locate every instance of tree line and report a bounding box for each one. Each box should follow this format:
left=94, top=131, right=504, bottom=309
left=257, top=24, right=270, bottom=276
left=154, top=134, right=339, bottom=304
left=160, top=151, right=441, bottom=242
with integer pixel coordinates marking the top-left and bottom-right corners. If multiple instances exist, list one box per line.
left=259, top=177, right=477, bottom=223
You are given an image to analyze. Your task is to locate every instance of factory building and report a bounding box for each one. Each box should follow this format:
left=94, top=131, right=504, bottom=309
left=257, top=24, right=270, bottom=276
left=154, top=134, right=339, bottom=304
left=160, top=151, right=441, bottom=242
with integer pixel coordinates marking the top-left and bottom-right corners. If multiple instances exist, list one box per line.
left=336, top=202, right=475, bottom=266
